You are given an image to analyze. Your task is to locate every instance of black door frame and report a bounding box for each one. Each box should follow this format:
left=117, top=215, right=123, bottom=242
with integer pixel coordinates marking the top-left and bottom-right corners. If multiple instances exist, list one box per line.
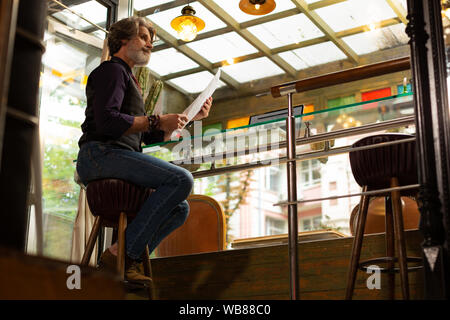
left=406, top=0, right=450, bottom=299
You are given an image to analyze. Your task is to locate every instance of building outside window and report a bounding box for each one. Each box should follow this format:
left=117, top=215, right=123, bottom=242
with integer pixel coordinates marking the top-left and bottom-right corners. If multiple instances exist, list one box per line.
left=300, top=159, right=321, bottom=187
left=265, top=216, right=287, bottom=235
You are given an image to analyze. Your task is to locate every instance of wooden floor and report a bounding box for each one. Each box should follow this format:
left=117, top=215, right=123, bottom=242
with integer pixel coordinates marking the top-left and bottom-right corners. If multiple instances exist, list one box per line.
left=148, top=229, right=424, bottom=300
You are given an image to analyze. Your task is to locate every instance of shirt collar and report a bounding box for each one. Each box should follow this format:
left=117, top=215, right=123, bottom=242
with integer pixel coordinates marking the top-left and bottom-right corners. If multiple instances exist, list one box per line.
left=110, top=56, right=132, bottom=74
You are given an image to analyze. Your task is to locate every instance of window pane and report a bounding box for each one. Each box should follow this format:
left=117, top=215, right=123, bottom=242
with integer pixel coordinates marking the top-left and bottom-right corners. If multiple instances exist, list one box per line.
left=341, top=24, right=409, bottom=55
left=36, top=3, right=107, bottom=260
left=51, top=0, right=107, bottom=38
left=168, top=71, right=226, bottom=94
left=186, top=32, right=258, bottom=64
left=148, top=48, right=199, bottom=76
left=314, top=0, right=397, bottom=32
left=221, top=57, right=284, bottom=83
left=247, top=14, right=324, bottom=49
left=278, top=42, right=347, bottom=70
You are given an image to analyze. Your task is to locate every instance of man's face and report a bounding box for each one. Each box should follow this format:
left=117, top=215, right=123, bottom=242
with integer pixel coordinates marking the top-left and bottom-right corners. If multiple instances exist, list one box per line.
left=125, top=25, right=153, bottom=66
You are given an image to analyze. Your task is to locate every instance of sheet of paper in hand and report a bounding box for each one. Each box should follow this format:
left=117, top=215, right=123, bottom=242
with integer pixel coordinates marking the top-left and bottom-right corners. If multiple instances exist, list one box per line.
left=170, top=68, right=221, bottom=140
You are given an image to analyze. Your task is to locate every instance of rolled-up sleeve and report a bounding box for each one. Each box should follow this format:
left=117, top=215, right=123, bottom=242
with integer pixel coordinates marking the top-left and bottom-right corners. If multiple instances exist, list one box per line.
left=92, top=64, right=134, bottom=138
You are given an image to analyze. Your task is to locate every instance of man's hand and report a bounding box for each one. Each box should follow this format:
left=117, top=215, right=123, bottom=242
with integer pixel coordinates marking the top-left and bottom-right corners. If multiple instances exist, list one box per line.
left=192, top=97, right=213, bottom=121
left=159, top=113, right=189, bottom=133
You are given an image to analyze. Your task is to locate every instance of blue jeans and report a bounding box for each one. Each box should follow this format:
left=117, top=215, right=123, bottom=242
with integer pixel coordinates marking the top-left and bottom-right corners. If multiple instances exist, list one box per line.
left=76, top=141, right=193, bottom=260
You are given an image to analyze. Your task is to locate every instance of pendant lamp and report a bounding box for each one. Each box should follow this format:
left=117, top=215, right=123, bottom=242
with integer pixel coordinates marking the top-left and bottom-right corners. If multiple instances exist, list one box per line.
left=239, top=0, right=276, bottom=15
left=171, top=5, right=205, bottom=42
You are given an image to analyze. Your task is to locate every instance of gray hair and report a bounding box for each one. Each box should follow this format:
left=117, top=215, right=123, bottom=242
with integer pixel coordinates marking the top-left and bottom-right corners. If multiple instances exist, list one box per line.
left=107, top=17, right=155, bottom=55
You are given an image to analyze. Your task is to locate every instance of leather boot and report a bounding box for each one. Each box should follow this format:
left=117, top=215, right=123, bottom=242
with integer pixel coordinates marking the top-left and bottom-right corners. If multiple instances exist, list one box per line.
left=124, top=254, right=152, bottom=285
left=97, top=249, right=147, bottom=277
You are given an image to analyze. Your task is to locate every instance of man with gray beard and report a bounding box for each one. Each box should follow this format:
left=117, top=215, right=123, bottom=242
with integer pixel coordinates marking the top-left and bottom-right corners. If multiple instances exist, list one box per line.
left=76, top=17, right=212, bottom=284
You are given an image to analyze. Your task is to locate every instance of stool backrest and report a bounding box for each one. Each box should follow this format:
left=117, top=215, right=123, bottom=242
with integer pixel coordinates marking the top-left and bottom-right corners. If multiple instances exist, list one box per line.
left=156, top=194, right=227, bottom=257
left=349, top=133, right=417, bottom=190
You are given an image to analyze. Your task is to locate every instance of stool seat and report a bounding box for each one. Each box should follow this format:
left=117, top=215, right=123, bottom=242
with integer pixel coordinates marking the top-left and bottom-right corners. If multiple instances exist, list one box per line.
left=349, top=133, right=417, bottom=193
left=86, top=179, right=154, bottom=227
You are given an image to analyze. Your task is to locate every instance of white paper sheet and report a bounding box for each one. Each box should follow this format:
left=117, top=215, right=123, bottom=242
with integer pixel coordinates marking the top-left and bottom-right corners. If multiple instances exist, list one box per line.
left=170, top=68, right=221, bottom=140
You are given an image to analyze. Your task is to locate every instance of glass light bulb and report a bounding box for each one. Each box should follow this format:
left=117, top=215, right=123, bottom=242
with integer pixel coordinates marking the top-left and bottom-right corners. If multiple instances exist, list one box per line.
left=255, top=4, right=260, bottom=10
left=178, top=19, right=197, bottom=41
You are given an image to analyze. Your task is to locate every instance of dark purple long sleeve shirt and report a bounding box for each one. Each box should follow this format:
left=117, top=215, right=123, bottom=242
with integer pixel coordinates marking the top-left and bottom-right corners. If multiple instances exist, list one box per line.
left=79, top=57, right=164, bottom=151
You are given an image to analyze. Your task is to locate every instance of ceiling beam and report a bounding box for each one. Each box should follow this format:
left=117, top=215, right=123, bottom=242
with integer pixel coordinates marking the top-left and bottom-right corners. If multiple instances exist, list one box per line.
left=159, top=18, right=402, bottom=82
left=162, top=52, right=264, bottom=81
left=386, top=0, right=408, bottom=25
left=138, top=0, right=191, bottom=17
left=308, top=0, right=348, bottom=10
left=197, top=0, right=297, bottom=78
left=291, top=0, right=359, bottom=64
left=146, top=20, right=240, bottom=90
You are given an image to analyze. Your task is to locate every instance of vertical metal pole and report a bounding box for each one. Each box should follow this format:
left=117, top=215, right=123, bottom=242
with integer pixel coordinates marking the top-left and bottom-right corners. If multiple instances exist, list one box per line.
left=286, top=92, right=299, bottom=299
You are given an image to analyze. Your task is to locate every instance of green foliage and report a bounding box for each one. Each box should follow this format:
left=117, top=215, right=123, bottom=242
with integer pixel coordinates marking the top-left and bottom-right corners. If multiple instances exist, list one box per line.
left=42, top=136, right=80, bottom=220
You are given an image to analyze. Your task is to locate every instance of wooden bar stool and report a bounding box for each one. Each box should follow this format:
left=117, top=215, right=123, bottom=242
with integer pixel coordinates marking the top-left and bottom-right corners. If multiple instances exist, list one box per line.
left=80, top=178, right=155, bottom=299
left=345, top=133, right=422, bottom=300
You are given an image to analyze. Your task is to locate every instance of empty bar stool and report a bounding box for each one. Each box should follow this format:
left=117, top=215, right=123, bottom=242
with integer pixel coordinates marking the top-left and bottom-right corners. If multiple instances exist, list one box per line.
left=345, top=133, right=422, bottom=300
left=80, top=178, right=154, bottom=298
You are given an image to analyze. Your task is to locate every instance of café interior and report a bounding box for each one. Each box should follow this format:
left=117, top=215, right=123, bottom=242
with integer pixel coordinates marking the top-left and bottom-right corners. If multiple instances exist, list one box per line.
left=0, top=0, right=449, bottom=300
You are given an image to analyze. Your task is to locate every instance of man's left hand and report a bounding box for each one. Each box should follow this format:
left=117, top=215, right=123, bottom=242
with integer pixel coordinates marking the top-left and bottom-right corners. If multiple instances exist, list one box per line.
left=192, top=96, right=213, bottom=121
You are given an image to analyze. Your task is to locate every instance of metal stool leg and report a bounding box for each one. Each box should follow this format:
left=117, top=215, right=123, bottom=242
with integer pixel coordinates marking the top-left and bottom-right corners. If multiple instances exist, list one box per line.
left=385, top=195, right=396, bottom=300
left=81, top=216, right=102, bottom=266
left=390, top=177, right=410, bottom=300
left=117, top=212, right=127, bottom=280
left=345, top=186, right=370, bottom=300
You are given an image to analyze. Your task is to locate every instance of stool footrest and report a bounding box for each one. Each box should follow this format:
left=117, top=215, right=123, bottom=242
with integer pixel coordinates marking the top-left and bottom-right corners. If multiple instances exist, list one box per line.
left=358, top=256, right=423, bottom=274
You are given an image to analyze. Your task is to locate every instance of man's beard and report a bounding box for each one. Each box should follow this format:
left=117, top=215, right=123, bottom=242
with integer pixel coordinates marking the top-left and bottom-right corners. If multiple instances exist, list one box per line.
left=127, top=43, right=150, bottom=66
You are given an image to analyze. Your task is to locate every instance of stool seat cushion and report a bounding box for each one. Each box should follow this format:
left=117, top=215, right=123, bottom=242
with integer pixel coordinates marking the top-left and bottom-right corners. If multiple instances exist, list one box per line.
left=349, top=133, right=417, bottom=191
left=86, top=179, right=154, bottom=222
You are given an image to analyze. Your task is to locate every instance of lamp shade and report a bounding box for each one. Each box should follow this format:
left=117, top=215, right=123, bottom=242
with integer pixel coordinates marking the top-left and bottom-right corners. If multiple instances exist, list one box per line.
left=239, top=0, right=276, bottom=15
left=171, top=5, right=205, bottom=42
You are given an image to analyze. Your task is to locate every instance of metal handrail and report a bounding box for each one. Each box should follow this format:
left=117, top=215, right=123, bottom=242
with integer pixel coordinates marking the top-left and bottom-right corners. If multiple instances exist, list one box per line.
left=173, top=116, right=415, bottom=176
left=191, top=136, right=416, bottom=178
left=274, top=184, right=420, bottom=206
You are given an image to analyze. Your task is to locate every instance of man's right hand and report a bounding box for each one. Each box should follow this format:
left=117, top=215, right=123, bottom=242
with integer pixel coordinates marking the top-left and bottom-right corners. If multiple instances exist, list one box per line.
left=159, top=114, right=189, bottom=133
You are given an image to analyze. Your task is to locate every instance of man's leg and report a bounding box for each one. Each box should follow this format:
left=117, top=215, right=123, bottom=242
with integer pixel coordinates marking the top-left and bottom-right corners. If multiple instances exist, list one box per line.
left=76, top=142, right=193, bottom=260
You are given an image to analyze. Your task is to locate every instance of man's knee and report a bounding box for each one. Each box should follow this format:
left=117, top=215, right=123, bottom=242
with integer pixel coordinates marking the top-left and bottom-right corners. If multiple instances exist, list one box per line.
left=175, top=200, right=190, bottom=226
left=177, top=168, right=194, bottom=193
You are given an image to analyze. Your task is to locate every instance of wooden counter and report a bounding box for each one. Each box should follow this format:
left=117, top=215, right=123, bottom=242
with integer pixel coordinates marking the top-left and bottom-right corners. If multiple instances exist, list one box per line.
left=150, top=229, right=423, bottom=300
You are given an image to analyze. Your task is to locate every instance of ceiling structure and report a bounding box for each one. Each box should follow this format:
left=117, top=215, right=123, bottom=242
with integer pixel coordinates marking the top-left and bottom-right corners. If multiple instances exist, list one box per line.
left=136, top=0, right=409, bottom=100
left=48, top=0, right=411, bottom=101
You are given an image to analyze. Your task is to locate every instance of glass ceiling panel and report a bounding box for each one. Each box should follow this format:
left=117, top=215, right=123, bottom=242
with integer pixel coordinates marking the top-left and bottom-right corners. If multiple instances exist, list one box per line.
left=148, top=48, right=199, bottom=76
left=168, top=71, right=227, bottom=94
left=51, top=1, right=107, bottom=30
left=247, top=14, right=324, bottom=49
left=278, top=41, right=347, bottom=70
left=147, top=1, right=226, bottom=39
left=314, top=0, right=397, bottom=32
left=341, top=23, right=409, bottom=55
left=185, top=32, right=258, bottom=63
left=222, top=57, right=284, bottom=83
left=399, top=0, right=407, bottom=10
left=211, top=0, right=297, bottom=23
left=134, top=0, right=173, bottom=11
